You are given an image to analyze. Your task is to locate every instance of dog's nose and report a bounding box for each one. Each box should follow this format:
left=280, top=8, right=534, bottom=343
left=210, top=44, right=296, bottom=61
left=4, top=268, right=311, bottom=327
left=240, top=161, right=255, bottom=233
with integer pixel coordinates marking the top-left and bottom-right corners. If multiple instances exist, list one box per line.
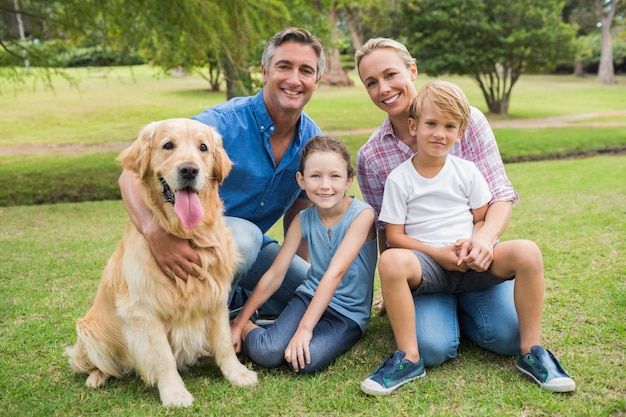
left=179, top=162, right=199, bottom=180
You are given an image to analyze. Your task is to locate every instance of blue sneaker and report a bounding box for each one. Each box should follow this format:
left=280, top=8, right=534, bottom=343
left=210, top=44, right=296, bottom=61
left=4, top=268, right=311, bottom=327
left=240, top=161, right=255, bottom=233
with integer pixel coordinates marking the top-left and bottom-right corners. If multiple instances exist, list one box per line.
left=360, top=350, right=426, bottom=395
left=517, top=345, right=576, bottom=392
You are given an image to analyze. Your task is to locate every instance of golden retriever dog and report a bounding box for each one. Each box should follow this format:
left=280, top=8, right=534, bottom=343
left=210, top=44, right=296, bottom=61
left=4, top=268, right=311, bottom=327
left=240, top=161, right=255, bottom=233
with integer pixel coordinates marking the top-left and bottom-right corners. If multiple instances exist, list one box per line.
left=66, top=118, right=257, bottom=407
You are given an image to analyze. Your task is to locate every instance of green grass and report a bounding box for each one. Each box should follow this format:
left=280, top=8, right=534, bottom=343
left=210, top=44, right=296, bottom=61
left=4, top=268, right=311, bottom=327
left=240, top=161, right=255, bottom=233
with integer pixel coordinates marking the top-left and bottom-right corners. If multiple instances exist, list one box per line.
left=1, top=67, right=625, bottom=416
left=1, top=156, right=624, bottom=416
left=1, top=68, right=625, bottom=206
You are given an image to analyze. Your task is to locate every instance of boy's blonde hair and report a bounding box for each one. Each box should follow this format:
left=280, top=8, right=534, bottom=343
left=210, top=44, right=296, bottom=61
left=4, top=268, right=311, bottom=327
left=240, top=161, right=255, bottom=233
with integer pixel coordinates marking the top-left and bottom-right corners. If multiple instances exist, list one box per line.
left=354, top=38, right=415, bottom=78
left=409, top=80, right=471, bottom=132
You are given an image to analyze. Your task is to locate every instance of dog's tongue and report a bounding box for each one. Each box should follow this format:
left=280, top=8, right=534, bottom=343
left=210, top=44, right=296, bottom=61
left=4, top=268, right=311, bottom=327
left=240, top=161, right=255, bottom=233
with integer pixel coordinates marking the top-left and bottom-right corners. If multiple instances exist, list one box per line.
left=174, top=189, right=204, bottom=229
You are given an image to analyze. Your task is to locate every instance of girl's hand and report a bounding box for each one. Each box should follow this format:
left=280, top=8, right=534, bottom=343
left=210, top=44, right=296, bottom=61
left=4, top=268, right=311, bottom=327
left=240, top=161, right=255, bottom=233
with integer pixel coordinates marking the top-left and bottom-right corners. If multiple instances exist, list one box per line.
left=231, top=322, right=244, bottom=353
left=284, top=328, right=312, bottom=373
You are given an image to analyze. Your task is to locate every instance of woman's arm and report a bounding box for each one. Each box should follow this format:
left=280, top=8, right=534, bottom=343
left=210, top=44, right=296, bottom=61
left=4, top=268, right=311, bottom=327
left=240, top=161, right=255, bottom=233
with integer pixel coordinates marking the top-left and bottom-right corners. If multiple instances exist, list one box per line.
left=456, top=200, right=513, bottom=271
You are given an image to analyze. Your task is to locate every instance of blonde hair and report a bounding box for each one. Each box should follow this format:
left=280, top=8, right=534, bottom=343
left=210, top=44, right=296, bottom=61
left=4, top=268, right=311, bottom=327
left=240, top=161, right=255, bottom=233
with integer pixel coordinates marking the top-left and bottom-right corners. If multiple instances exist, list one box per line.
left=298, top=136, right=354, bottom=178
left=354, top=38, right=415, bottom=78
left=409, top=81, right=471, bottom=132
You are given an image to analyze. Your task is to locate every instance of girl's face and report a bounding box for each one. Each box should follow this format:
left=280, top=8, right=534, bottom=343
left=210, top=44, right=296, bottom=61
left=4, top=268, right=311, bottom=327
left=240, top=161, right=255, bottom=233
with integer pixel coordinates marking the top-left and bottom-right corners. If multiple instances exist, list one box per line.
left=296, top=151, right=353, bottom=210
left=358, top=48, right=418, bottom=119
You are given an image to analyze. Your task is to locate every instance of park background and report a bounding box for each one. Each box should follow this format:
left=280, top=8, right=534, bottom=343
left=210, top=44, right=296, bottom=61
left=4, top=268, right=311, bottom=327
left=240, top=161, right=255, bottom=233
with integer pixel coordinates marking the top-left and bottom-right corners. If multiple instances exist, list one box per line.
left=1, top=1, right=626, bottom=416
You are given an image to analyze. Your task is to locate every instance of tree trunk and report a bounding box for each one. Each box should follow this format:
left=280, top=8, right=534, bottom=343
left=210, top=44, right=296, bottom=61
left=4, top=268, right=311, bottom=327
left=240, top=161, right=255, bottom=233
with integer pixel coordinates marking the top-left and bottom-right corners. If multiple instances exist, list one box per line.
left=574, top=59, right=585, bottom=77
left=596, top=0, right=618, bottom=84
left=319, top=5, right=353, bottom=87
left=344, top=5, right=363, bottom=52
left=13, top=0, right=30, bottom=72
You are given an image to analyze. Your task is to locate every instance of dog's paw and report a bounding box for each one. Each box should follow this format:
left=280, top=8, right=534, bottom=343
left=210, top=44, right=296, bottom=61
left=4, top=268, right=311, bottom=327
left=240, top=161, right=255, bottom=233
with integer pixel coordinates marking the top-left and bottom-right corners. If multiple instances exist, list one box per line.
left=160, top=387, right=194, bottom=408
left=85, top=369, right=109, bottom=388
left=228, top=367, right=258, bottom=387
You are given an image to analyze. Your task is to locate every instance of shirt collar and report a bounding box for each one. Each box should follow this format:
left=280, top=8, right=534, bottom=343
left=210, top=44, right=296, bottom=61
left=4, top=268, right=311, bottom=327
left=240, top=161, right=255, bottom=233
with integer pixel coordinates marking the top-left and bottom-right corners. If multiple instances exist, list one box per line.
left=251, top=88, right=303, bottom=146
left=380, top=116, right=398, bottom=142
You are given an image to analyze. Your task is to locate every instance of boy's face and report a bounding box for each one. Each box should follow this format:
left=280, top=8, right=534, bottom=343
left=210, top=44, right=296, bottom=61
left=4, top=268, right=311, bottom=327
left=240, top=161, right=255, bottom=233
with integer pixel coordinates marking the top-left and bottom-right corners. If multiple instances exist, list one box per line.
left=408, top=98, right=464, bottom=158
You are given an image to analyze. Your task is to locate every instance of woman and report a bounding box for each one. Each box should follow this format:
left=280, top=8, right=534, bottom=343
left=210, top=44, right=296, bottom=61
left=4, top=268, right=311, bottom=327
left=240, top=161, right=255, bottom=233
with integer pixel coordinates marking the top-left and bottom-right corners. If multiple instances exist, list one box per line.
left=354, top=38, right=521, bottom=367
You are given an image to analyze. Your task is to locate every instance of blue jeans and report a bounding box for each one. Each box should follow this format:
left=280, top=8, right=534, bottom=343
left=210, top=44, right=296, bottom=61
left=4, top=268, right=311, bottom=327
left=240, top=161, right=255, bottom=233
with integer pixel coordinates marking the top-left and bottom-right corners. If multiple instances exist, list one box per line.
left=243, top=292, right=363, bottom=374
left=226, top=217, right=310, bottom=317
left=414, top=279, right=520, bottom=367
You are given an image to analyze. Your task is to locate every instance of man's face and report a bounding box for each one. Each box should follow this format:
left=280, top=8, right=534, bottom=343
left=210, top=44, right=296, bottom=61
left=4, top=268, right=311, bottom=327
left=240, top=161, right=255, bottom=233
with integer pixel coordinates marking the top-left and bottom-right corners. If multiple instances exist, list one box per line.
left=262, top=41, right=319, bottom=115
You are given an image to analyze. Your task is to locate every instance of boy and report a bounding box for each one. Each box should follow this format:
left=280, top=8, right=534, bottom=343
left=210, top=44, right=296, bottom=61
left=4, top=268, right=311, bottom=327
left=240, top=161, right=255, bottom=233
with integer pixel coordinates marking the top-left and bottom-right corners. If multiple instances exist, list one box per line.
left=360, top=80, right=575, bottom=395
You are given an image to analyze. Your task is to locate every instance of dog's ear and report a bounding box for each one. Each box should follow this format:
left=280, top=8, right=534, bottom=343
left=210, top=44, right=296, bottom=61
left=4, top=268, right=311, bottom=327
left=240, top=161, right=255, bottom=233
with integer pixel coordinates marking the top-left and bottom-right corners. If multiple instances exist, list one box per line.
left=117, top=122, right=157, bottom=178
left=210, top=131, right=232, bottom=184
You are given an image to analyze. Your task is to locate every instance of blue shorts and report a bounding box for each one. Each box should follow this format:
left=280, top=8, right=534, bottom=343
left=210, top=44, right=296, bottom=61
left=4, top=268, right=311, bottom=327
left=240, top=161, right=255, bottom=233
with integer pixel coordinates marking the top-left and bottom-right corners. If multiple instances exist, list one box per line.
left=411, top=250, right=514, bottom=294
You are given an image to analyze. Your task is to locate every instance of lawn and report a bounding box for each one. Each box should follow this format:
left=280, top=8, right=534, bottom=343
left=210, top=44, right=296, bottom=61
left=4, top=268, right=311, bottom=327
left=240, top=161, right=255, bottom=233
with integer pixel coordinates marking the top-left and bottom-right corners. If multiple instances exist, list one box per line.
left=0, top=67, right=625, bottom=416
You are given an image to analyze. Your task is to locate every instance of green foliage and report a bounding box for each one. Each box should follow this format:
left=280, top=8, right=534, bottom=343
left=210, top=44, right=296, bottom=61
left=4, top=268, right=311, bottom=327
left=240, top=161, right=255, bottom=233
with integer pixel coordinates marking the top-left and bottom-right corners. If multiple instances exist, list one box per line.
left=400, top=0, right=577, bottom=114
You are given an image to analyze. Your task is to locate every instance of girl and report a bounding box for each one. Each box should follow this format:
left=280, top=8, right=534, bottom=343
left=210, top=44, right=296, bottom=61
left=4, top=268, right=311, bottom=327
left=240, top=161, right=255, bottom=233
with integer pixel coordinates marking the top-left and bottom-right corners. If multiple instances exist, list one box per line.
left=231, top=135, right=377, bottom=374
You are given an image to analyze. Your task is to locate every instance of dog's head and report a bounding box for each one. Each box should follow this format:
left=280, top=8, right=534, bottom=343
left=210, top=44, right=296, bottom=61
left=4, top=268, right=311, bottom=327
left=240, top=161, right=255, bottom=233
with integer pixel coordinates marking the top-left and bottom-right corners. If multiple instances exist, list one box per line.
left=118, top=118, right=232, bottom=230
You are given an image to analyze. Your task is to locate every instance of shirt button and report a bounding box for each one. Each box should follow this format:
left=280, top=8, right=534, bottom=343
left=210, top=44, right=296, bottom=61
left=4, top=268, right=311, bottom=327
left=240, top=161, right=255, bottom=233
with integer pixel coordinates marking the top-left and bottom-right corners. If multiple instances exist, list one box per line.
left=270, top=126, right=274, bottom=131
left=260, top=202, right=265, bottom=207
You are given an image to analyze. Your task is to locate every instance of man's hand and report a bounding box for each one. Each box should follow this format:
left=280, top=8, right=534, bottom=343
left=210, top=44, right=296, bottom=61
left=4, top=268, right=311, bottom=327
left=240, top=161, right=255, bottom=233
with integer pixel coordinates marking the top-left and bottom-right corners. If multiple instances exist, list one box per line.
left=144, top=224, right=202, bottom=280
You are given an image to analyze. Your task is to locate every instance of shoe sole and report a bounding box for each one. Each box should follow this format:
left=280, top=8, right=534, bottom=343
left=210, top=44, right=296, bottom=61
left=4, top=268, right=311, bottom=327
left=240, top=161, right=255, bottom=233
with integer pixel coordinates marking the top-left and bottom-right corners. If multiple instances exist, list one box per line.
left=360, top=370, right=426, bottom=396
left=516, top=365, right=576, bottom=392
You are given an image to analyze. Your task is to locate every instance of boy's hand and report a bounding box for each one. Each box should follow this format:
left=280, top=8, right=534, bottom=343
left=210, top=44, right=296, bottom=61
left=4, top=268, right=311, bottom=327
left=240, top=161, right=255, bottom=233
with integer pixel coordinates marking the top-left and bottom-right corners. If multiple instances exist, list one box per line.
left=431, top=244, right=468, bottom=272
left=455, top=237, right=493, bottom=272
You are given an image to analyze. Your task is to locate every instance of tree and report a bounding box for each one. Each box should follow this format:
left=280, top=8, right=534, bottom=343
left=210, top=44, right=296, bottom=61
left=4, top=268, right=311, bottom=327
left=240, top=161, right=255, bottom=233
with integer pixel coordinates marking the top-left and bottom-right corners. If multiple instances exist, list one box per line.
left=1, top=0, right=290, bottom=98
left=400, top=0, right=577, bottom=115
left=595, top=0, right=620, bottom=84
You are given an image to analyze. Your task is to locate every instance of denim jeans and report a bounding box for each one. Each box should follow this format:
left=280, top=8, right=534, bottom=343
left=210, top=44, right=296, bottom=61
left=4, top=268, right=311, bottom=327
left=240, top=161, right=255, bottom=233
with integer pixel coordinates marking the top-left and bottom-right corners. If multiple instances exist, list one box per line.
left=243, top=292, right=363, bottom=374
left=226, top=217, right=310, bottom=317
left=414, top=279, right=520, bottom=367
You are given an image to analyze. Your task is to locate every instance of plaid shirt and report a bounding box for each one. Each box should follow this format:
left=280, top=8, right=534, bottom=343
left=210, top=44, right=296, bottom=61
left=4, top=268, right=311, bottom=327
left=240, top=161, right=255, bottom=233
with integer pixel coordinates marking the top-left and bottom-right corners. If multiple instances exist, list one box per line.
left=356, top=107, right=519, bottom=231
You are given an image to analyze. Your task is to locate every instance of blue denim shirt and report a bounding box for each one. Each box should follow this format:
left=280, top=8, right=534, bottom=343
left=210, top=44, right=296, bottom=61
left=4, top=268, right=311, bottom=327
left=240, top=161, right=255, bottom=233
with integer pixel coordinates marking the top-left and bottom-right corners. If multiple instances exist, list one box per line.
left=191, top=89, right=322, bottom=239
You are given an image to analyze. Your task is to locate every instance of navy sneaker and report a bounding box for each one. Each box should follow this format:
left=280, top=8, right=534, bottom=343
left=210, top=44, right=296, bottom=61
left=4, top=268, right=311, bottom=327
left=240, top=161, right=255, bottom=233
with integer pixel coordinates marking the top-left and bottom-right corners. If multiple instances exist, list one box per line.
left=517, top=345, right=576, bottom=392
left=360, top=350, right=426, bottom=395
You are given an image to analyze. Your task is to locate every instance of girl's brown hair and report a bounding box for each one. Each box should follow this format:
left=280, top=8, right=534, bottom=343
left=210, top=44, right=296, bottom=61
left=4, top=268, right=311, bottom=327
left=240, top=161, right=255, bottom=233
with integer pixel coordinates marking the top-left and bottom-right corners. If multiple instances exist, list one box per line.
left=298, top=136, right=354, bottom=178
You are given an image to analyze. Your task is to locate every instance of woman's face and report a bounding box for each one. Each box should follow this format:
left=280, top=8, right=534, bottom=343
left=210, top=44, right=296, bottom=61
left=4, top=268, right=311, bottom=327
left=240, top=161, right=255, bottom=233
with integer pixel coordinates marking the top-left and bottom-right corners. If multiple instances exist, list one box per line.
left=358, top=48, right=418, bottom=119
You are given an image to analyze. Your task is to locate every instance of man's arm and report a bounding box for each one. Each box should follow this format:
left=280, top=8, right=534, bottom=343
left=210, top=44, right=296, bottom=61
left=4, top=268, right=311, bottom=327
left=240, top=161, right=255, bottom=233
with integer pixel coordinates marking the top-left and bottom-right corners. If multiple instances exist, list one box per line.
left=118, top=169, right=201, bottom=279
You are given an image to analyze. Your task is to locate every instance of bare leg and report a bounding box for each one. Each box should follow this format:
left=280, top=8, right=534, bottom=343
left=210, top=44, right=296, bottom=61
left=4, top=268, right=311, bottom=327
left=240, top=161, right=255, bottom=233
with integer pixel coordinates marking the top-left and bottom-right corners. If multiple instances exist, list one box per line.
left=378, top=249, right=423, bottom=363
left=490, top=240, right=544, bottom=354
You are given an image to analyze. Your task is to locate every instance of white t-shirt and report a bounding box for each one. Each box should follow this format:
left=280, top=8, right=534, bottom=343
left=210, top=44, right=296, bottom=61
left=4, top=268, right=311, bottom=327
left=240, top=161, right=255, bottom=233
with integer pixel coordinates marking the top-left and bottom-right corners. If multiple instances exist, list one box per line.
left=380, top=155, right=492, bottom=247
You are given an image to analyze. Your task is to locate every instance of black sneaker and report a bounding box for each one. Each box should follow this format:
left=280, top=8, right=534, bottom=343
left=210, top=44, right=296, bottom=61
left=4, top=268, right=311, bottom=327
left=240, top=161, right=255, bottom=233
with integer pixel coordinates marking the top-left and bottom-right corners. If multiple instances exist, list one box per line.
left=360, top=350, right=426, bottom=395
left=517, top=345, right=576, bottom=392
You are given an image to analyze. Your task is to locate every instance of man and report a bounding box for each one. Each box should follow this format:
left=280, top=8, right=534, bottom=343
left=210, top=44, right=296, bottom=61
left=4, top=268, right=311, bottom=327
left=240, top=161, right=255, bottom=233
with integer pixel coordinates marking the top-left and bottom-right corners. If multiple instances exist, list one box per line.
left=118, top=27, right=325, bottom=316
